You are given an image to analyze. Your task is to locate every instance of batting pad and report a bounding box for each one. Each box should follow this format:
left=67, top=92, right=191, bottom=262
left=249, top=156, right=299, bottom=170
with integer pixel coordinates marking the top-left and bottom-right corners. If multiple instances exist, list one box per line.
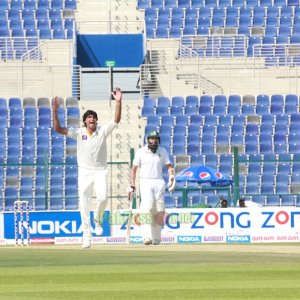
left=93, top=199, right=108, bottom=223
left=151, top=223, right=162, bottom=245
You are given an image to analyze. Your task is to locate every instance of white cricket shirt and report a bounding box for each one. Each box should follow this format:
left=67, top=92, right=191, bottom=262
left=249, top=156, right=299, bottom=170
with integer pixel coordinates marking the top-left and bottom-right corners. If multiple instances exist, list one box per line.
left=67, top=120, right=117, bottom=170
left=133, top=145, right=171, bottom=179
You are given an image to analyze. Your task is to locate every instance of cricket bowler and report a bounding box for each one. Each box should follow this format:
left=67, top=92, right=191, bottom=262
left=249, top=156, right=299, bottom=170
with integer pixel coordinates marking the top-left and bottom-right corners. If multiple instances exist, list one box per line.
left=53, top=88, right=122, bottom=248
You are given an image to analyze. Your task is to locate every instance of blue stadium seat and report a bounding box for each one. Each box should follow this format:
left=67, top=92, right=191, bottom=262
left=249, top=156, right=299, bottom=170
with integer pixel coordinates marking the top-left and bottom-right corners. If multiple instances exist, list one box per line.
left=260, top=123, right=273, bottom=136
left=173, top=124, right=186, bottom=137
left=156, top=105, right=169, bottom=116
left=270, top=103, right=284, bottom=116
left=34, top=186, right=47, bottom=210
left=35, top=8, right=49, bottom=20
left=187, top=143, right=200, bottom=155
left=256, top=94, right=269, bottom=106
left=22, top=125, right=35, bottom=140
left=24, top=0, right=36, bottom=9
left=64, top=0, right=77, bottom=9
left=265, top=195, right=280, bottom=206
left=8, top=8, right=21, bottom=20
left=37, top=0, right=49, bottom=9
left=203, top=115, right=218, bottom=126
left=0, top=0, right=9, bottom=10
left=271, top=94, right=284, bottom=106
left=204, top=153, right=218, bottom=168
left=189, top=115, right=202, bottom=126
left=19, top=186, right=34, bottom=207
left=151, top=0, right=163, bottom=8
left=64, top=18, right=74, bottom=30
left=251, top=195, right=266, bottom=206
left=178, top=0, right=191, bottom=7
left=175, top=115, right=188, bottom=126
left=147, top=115, right=160, bottom=127
left=4, top=187, right=19, bottom=211
left=218, top=156, right=232, bottom=174
left=170, top=105, right=183, bottom=116
left=191, top=0, right=204, bottom=7
left=138, top=0, right=150, bottom=9
left=245, top=123, right=258, bottom=135
left=0, top=108, right=8, bottom=128
left=142, top=106, right=155, bottom=117
left=26, top=28, right=38, bottom=37
left=7, top=146, right=20, bottom=164
left=50, top=0, right=63, bottom=9
left=9, top=97, right=22, bottom=108
left=245, top=182, right=260, bottom=194
left=281, top=195, right=296, bottom=206
left=213, top=100, right=227, bottom=115
left=274, top=123, right=287, bottom=135
left=67, top=107, right=80, bottom=118
left=22, top=146, right=35, bottom=164
left=256, top=104, right=269, bottom=115
left=10, top=0, right=22, bottom=9
left=285, top=94, right=298, bottom=113
left=171, top=96, right=184, bottom=107
left=37, top=19, right=50, bottom=30
left=187, top=125, right=200, bottom=146
left=23, top=18, right=36, bottom=31
left=143, top=97, right=156, bottom=108
left=228, top=95, right=241, bottom=106
left=245, top=133, right=258, bottom=154
left=190, top=154, right=204, bottom=165
left=65, top=184, right=78, bottom=210
left=65, top=163, right=78, bottom=180
left=241, top=104, right=255, bottom=115
left=157, top=96, right=170, bottom=107
left=159, top=124, right=172, bottom=137
left=10, top=19, right=22, bottom=31
left=172, top=142, right=186, bottom=155
left=169, top=25, right=182, bottom=38
left=161, top=115, right=174, bottom=126
left=9, top=108, right=22, bottom=127
left=51, top=18, right=63, bottom=29
left=184, top=104, right=198, bottom=115
left=49, top=182, right=63, bottom=209
left=53, top=28, right=65, bottom=39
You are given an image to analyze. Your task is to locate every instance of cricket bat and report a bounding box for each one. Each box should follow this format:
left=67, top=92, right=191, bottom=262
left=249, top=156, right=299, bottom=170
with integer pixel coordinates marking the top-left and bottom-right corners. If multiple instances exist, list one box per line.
left=126, top=192, right=133, bottom=244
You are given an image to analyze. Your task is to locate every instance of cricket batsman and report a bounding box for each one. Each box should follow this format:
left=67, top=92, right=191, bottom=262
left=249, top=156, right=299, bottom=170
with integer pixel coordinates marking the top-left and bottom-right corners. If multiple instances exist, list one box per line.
left=53, top=88, right=122, bottom=248
left=128, top=130, right=176, bottom=245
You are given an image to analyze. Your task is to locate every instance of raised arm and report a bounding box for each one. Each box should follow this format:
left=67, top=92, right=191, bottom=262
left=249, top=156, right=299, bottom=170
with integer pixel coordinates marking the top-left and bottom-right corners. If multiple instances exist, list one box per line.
left=111, top=87, right=122, bottom=124
left=53, top=96, right=68, bottom=135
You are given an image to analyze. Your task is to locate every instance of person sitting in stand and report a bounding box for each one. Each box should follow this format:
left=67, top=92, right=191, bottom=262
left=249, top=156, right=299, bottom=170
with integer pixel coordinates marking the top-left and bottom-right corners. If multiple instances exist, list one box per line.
left=238, top=197, right=246, bottom=207
left=220, top=197, right=228, bottom=208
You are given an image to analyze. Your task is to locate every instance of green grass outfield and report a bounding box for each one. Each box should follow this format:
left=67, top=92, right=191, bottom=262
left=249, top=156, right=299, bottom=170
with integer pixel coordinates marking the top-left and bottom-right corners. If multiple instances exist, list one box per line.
left=1, top=243, right=300, bottom=300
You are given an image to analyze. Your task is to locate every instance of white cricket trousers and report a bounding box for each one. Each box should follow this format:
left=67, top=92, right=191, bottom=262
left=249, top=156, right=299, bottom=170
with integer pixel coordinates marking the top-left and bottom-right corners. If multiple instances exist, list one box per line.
left=139, top=178, right=165, bottom=243
left=78, top=167, right=108, bottom=241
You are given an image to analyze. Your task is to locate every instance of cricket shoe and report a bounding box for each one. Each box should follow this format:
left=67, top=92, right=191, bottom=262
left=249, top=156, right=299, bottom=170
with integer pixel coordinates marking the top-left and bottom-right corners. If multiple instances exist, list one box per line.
left=143, top=238, right=152, bottom=245
left=82, top=239, right=91, bottom=249
left=152, top=239, right=160, bottom=245
left=94, top=220, right=103, bottom=236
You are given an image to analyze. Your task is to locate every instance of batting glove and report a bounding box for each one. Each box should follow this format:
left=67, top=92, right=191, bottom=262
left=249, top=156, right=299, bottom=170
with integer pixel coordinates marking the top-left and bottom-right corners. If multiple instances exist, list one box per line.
left=127, top=185, right=136, bottom=199
left=168, top=175, right=176, bottom=192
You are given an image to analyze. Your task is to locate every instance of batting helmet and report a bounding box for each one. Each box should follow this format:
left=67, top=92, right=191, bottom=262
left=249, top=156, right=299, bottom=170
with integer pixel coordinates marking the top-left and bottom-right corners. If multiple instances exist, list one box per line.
left=147, top=130, right=160, bottom=140
left=146, top=130, right=160, bottom=152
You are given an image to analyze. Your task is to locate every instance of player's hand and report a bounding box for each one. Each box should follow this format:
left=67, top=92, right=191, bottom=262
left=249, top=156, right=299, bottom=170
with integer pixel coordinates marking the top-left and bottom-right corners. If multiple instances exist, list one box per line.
left=127, top=185, right=136, bottom=199
left=168, top=175, right=176, bottom=192
left=112, top=87, right=122, bottom=102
